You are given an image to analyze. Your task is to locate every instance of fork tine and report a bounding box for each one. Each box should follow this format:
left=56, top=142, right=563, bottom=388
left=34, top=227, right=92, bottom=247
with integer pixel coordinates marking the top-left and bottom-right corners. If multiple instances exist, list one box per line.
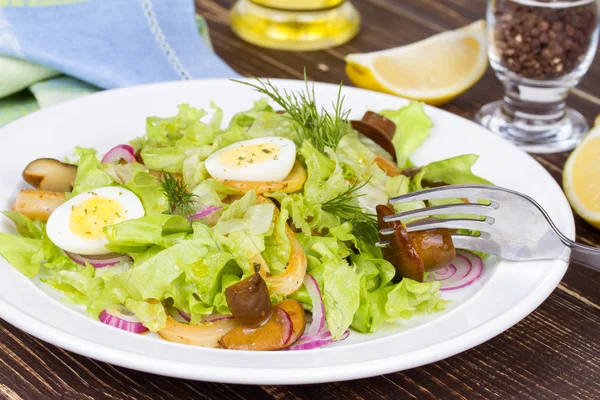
left=377, top=233, right=495, bottom=253
left=404, top=218, right=493, bottom=233
left=451, top=233, right=497, bottom=255
left=389, top=185, right=500, bottom=204
left=383, top=203, right=495, bottom=222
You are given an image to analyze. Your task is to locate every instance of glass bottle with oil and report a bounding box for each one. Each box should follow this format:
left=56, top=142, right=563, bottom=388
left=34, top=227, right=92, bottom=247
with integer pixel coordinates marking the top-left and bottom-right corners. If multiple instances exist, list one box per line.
left=230, top=0, right=360, bottom=51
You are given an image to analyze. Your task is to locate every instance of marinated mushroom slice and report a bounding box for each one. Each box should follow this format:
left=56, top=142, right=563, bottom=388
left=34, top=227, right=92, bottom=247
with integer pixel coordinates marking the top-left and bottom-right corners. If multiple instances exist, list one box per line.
left=22, top=158, right=77, bottom=192
left=12, top=189, right=66, bottom=222
left=225, top=273, right=272, bottom=327
left=408, top=227, right=456, bottom=270
left=350, top=120, right=397, bottom=161
left=361, top=111, right=396, bottom=138
left=219, top=306, right=293, bottom=351
left=376, top=204, right=425, bottom=282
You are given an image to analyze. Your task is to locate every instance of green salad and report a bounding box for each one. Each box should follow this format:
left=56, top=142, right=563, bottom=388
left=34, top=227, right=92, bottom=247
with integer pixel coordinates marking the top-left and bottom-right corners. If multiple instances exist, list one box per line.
left=0, top=79, right=491, bottom=351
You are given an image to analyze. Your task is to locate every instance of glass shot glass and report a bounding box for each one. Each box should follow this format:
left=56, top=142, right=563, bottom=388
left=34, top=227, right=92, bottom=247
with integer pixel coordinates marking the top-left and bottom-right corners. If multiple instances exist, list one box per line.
left=476, top=0, right=599, bottom=153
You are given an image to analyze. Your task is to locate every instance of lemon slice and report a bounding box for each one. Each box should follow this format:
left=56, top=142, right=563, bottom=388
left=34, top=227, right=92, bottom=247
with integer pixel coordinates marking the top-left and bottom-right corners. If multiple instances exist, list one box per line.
left=345, top=20, right=487, bottom=106
left=563, top=123, right=600, bottom=229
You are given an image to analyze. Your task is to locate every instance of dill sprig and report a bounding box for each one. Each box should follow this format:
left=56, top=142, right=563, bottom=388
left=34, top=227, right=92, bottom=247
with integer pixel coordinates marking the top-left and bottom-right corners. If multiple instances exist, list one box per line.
left=322, top=181, right=380, bottom=245
left=232, top=73, right=350, bottom=152
left=160, top=172, right=197, bottom=218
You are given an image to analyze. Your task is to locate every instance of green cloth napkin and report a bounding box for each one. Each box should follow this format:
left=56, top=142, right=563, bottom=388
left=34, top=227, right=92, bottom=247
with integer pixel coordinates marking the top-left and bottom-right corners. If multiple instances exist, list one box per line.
left=0, top=16, right=213, bottom=128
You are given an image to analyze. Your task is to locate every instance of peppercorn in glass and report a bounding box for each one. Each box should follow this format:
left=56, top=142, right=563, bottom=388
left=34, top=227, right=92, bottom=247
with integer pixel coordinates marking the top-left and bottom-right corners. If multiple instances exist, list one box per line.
left=476, top=0, right=599, bottom=153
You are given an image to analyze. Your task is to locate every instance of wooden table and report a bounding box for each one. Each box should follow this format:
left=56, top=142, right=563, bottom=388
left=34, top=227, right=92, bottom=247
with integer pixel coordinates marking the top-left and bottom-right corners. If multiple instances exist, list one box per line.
left=2, top=1, right=599, bottom=399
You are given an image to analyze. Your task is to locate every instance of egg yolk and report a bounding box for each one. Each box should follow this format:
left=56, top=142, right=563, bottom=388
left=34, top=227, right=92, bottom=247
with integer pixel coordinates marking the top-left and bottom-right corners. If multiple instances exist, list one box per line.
left=69, top=196, right=126, bottom=240
left=219, top=143, right=280, bottom=168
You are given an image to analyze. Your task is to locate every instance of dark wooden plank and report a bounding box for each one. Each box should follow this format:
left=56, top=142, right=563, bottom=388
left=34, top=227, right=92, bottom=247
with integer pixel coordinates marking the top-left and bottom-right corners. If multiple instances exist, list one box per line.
left=1, top=1, right=599, bottom=399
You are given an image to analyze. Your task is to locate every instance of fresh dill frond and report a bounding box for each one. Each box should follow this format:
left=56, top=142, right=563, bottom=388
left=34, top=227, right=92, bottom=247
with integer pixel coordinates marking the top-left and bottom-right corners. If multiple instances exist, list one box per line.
left=321, top=180, right=371, bottom=218
left=160, top=172, right=197, bottom=218
left=321, top=180, right=380, bottom=245
left=232, top=72, right=351, bottom=152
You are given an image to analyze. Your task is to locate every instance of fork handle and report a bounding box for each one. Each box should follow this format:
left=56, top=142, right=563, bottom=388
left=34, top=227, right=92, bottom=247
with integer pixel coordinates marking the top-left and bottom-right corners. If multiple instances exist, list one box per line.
left=564, top=239, right=600, bottom=272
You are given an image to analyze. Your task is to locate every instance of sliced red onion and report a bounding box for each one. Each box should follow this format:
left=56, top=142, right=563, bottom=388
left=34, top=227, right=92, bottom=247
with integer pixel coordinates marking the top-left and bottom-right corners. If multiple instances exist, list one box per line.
left=201, top=314, right=235, bottom=324
left=294, top=329, right=333, bottom=344
left=278, top=307, right=294, bottom=346
left=430, top=250, right=483, bottom=291
left=190, top=205, right=223, bottom=221
left=288, top=329, right=350, bottom=351
left=102, top=144, right=136, bottom=164
left=99, top=304, right=148, bottom=334
left=304, top=274, right=325, bottom=336
left=66, top=251, right=131, bottom=268
left=432, top=264, right=457, bottom=281
left=178, top=310, right=191, bottom=322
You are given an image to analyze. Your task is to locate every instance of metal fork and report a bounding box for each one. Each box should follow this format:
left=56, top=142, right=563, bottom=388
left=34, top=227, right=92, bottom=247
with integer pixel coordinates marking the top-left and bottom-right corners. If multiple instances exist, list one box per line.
left=377, top=184, right=600, bottom=271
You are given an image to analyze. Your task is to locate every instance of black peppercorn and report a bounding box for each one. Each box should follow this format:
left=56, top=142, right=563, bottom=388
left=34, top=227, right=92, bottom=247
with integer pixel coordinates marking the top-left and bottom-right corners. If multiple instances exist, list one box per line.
left=493, top=0, right=598, bottom=80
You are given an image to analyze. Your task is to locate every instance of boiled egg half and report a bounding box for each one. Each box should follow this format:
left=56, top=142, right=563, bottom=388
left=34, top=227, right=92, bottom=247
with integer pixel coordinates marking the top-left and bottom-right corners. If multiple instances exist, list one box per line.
left=205, top=137, right=296, bottom=182
left=46, top=186, right=144, bottom=255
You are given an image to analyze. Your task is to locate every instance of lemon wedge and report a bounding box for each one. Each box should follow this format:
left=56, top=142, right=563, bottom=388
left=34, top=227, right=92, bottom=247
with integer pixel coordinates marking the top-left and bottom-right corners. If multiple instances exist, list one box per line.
left=345, top=20, right=487, bottom=106
left=563, top=123, right=600, bottom=230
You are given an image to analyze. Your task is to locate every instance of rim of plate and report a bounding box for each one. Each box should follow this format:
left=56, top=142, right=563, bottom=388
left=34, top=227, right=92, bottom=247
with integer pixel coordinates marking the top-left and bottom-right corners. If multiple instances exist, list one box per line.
left=0, top=79, right=572, bottom=384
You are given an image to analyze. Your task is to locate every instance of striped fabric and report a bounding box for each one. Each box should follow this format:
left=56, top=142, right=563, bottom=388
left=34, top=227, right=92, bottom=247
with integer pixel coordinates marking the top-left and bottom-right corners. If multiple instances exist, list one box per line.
left=0, top=2, right=236, bottom=127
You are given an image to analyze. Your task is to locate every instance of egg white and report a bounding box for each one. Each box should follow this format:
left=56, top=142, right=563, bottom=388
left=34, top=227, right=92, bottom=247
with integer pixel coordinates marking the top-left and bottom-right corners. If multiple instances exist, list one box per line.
left=205, top=137, right=296, bottom=182
left=46, top=186, right=145, bottom=255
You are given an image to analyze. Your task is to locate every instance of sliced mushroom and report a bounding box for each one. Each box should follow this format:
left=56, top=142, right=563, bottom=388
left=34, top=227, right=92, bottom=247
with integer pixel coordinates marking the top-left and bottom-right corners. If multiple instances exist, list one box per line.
left=219, top=307, right=293, bottom=351
left=351, top=111, right=397, bottom=161
left=12, top=189, right=66, bottom=222
left=408, top=227, right=456, bottom=270
left=376, top=204, right=424, bottom=282
left=362, top=111, right=396, bottom=137
left=219, top=299, right=305, bottom=351
left=225, top=273, right=272, bottom=327
left=22, top=158, right=77, bottom=192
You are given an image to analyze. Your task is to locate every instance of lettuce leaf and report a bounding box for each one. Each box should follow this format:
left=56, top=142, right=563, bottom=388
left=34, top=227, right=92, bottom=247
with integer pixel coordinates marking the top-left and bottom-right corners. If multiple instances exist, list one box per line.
left=262, top=207, right=291, bottom=275
left=336, top=132, right=388, bottom=187
left=0, top=233, right=42, bottom=277
left=214, top=190, right=275, bottom=236
left=350, top=255, right=447, bottom=333
left=381, top=102, right=433, bottom=169
left=412, top=154, right=492, bottom=188
left=311, top=241, right=360, bottom=340
left=72, top=148, right=115, bottom=195
left=125, top=299, right=167, bottom=332
left=124, top=171, right=168, bottom=215
left=3, top=212, right=43, bottom=239
left=104, top=215, right=193, bottom=253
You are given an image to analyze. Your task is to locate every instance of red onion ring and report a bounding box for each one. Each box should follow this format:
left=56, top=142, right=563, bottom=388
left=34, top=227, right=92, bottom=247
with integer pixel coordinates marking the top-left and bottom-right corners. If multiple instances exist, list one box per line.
left=99, top=304, right=148, bottom=334
left=66, top=251, right=132, bottom=268
left=102, top=144, right=136, bottom=164
left=276, top=307, right=293, bottom=345
left=201, top=314, right=235, bottom=324
left=288, top=329, right=350, bottom=351
left=433, top=264, right=457, bottom=281
left=190, top=205, right=223, bottom=221
left=430, top=250, right=483, bottom=291
left=303, top=274, right=325, bottom=336
left=178, top=310, right=191, bottom=322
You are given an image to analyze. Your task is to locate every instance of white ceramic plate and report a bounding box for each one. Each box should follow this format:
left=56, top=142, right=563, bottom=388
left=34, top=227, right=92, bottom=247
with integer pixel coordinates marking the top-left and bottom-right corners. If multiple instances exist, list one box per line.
left=0, top=79, right=572, bottom=384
